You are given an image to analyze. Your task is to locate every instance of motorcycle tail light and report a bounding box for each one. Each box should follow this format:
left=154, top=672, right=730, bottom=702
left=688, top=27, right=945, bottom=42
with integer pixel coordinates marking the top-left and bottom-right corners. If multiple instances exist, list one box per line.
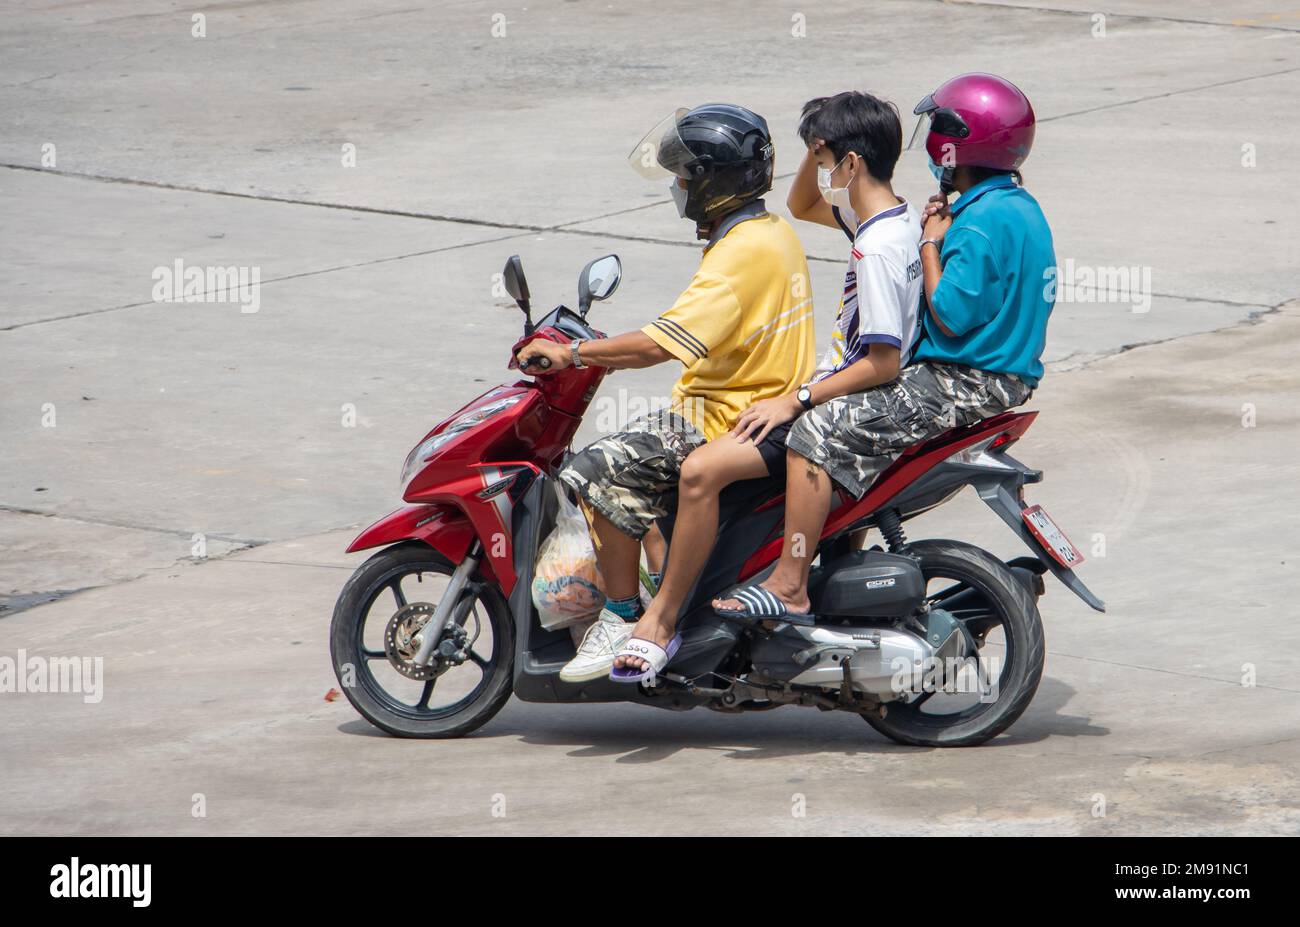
left=945, top=434, right=1014, bottom=469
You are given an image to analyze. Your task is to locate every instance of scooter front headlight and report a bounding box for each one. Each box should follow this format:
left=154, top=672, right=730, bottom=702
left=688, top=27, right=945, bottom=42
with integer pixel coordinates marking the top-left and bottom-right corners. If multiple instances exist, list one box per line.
left=399, top=393, right=526, bottom=490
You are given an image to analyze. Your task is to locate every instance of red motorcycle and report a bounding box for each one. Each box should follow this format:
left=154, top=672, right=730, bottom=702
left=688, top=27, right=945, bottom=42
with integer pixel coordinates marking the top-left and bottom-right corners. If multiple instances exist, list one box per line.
left=330, top=253, right=1103, bottom=746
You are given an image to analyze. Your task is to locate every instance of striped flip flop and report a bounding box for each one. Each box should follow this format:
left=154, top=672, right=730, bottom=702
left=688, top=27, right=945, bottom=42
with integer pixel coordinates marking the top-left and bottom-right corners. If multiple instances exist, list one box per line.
left=713, top=583, right=814, bottom=626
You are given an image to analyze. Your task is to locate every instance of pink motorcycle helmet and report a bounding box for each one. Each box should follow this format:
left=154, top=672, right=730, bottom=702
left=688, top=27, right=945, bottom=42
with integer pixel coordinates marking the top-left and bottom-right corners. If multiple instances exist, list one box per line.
left=909, top=73, right=1035, bottom=172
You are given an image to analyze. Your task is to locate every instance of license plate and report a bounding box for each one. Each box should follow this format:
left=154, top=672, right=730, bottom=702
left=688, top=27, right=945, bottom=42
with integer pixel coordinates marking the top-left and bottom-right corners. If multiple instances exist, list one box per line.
left=1022, top=504, right=1084, bottom=568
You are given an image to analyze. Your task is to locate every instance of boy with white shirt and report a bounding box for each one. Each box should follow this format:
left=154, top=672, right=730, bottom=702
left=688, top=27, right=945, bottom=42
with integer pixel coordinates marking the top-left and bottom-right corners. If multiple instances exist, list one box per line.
left=711, top=90, right=1030, bottom=622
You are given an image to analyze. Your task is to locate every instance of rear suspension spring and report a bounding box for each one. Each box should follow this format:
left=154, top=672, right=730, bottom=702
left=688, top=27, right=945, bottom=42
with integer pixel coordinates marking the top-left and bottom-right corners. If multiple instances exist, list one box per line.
left=877, top=509, right=907, bottom=552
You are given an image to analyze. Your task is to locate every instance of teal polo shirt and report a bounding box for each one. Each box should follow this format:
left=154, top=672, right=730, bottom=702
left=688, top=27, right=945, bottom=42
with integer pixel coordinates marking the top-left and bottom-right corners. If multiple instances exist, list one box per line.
left=913, top=174, right=1055, bottom=387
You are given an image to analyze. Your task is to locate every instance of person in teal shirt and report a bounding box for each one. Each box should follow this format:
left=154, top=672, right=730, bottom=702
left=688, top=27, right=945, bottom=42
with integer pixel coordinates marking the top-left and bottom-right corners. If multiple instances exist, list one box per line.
left=911, top=73, right=1056, bottom=389
left=915, top=172, right=1055, bottom=387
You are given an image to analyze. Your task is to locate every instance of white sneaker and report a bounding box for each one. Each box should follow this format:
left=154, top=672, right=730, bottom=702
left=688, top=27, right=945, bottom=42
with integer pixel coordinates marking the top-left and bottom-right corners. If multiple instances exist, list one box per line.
left=559, top=609, right=634, bottom=682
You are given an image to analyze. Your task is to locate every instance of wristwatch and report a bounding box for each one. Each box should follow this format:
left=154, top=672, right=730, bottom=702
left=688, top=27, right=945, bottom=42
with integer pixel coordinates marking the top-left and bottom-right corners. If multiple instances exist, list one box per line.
left=569, top=339, right=586, bottom=369
left=920, top=238, right=942, bottom=252
left=796, top=384, right=814, bottom=411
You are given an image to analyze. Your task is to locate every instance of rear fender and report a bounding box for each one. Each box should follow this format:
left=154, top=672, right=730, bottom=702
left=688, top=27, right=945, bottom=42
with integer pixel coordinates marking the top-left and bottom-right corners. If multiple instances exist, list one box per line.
left=1006, top=555, right=1047, bottom=598
left=976, top=479, right=1105, bottom=612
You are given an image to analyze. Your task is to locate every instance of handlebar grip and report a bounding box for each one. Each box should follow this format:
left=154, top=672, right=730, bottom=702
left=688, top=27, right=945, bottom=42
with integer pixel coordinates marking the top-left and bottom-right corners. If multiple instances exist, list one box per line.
left=518, top=353, right=552, bottom=371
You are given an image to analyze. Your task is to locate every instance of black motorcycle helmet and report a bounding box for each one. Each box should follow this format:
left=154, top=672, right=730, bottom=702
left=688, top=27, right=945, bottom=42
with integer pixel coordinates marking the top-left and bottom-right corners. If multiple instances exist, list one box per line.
left=629, top=103, right=775, bottom=227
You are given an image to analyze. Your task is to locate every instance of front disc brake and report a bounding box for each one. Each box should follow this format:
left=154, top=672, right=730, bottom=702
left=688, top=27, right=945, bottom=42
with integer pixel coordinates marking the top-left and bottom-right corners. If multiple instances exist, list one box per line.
left=385, top=602, right=463, bottom=681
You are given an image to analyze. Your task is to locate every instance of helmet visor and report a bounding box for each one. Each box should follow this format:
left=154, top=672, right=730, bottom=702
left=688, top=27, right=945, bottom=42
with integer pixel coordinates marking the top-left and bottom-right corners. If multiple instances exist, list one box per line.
left=909, top=91, right=972, bottom=150
left=906, top=97, right=971, bottom=151
left=906, top=93, right=938, bottom=151
left=905, top=113, right=931, bottom=152
left=628, top=108, right=694, bottom=180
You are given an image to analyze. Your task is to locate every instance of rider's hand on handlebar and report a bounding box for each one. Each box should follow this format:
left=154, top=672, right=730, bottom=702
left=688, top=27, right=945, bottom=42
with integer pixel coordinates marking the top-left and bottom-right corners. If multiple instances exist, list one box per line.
left=516, top=338, right=571, bottom=373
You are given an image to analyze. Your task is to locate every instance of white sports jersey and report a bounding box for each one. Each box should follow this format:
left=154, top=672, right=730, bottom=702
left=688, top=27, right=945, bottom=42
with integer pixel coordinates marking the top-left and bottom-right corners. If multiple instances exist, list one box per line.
left=812, top=200, right=923, bottom=382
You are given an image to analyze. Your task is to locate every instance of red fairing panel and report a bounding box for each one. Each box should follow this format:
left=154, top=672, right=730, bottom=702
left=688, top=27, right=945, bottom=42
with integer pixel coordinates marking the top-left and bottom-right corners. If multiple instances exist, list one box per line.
left=346, top=504, right=487, bottom=577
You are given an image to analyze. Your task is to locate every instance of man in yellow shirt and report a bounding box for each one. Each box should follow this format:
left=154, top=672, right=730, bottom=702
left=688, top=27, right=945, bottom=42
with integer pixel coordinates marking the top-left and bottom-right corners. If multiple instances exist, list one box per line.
left=516, top=104, right=814, bottom=683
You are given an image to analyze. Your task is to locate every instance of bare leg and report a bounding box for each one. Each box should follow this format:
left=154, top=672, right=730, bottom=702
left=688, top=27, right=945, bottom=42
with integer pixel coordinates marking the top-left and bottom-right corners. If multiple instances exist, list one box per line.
left=713, top=447, right=832, bottom=614
left=641, top=523, right=667, bottom=583
left=615, top=436, right=768, bottom=671
left=587, top=509, right=643, bottom=602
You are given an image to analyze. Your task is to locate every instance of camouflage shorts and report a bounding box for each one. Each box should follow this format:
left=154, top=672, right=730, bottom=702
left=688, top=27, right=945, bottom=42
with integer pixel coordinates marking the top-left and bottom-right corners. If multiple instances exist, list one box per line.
left=786, top=362, right=1032, bottom=498
left=558, top=409, right=706, bottom=540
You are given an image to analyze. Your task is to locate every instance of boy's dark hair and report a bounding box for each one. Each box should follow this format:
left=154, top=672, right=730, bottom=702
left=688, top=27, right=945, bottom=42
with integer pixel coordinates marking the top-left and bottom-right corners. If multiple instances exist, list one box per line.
left=798, top=91, right=902, bottom=182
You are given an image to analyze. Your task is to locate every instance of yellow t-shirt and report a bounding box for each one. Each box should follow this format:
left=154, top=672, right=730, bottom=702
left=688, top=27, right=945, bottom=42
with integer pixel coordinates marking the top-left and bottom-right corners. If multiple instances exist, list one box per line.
left=642, top=214, right=815, bottom=440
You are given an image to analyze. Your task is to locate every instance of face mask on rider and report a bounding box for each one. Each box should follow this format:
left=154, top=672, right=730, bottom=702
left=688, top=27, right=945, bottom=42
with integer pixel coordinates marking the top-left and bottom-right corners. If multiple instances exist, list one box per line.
left=817, top=153, right=854, bottom=211
left=928, top=158, right=956, bottom=195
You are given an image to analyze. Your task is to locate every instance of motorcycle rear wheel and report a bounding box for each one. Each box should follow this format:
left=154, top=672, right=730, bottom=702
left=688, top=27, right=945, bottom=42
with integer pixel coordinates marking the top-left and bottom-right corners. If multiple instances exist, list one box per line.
left=862, top=538, right=1044, bottom=747
left=330, top=543, right=514, bottom=738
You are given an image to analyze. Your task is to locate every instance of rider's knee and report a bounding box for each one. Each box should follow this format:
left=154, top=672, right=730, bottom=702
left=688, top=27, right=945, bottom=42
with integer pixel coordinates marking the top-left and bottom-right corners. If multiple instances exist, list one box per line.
left=678, top=453, right=715, bottom=498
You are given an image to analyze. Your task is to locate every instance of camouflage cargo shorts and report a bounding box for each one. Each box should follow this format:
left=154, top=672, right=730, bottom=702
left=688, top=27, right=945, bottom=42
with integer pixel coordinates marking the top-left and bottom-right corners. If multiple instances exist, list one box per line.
left=786, top=361, right=1032, bottom=498
left=559, top=409, right=706, bottom=540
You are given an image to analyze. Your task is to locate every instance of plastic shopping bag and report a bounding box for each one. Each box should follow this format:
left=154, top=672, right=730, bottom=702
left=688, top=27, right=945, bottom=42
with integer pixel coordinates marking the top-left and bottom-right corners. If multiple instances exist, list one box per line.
left=532, top=486, right=605, bottom=630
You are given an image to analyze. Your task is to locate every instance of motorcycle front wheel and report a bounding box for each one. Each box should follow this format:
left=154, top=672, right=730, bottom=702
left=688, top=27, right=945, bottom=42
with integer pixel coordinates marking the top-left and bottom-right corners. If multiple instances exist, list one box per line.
left=862, top=538, right=1045, bottom=747
left=330, top=543, right=514, bottom=738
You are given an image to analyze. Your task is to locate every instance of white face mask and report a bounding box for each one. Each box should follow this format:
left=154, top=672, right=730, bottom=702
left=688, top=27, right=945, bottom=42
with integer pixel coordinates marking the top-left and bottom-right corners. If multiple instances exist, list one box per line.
left=816, top=154, right=854, bottom=210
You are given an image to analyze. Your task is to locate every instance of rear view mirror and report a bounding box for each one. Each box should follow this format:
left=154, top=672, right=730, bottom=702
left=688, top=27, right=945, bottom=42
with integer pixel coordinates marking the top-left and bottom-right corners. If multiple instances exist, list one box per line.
left=577, top=254, right=622, bottom=316
left=502, top=255, right=532, bottom=332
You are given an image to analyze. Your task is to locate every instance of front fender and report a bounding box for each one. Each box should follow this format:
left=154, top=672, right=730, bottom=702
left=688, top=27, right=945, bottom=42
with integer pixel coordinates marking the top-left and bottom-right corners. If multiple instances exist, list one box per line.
left=346, top=504, right=479, bottom=571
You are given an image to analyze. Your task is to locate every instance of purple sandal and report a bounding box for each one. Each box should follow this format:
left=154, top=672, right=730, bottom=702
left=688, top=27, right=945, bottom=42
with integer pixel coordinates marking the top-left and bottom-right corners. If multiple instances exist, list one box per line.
left=609, top=634, right=682, bottom=684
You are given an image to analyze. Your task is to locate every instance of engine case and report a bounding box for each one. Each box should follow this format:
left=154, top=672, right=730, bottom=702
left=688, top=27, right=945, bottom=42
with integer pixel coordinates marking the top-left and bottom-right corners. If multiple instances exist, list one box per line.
left=809, top=549, right=925, bottom=618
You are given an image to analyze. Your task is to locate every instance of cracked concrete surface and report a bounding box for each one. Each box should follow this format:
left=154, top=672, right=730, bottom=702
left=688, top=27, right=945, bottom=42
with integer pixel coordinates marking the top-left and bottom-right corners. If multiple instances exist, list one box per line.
left=0, top=0, right=1297, bottom=834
